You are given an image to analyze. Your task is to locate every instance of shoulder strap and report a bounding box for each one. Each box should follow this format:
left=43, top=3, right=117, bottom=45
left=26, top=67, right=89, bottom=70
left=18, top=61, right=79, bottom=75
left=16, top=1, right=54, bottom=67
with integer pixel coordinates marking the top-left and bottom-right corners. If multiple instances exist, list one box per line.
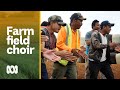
left=65, top=24, right=72, bottom=48
left=65, top=24, right=80, bottom=49
left=65, top=24, right=69, bottom=46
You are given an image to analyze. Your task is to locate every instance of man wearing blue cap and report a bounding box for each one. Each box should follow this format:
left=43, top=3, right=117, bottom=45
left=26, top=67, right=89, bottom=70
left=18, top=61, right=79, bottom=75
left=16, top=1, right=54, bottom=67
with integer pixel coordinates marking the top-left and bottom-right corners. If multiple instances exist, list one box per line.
left=88, top=20, right=116, bottom=79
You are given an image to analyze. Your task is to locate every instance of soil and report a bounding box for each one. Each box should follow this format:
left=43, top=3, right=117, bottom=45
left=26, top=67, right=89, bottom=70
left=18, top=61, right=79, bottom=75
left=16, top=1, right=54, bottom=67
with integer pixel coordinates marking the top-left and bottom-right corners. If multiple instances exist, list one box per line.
left=45, top=61, right=120, bottom=79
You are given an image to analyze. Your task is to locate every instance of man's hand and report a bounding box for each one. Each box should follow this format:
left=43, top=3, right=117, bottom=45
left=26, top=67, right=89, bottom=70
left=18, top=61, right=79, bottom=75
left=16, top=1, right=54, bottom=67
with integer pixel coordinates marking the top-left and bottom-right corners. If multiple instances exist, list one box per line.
left=80, top=46, right=86, bottom=52
left=115, top=45, right=120, bottom=52
left=109, top=42, right=117, bottom=48
left=55, top=50, right=73, bottom=58
left=55, top=50, right=78, bottom=62
left=78, top=50, right=88, bottom=59
left=43, top=50, right=61, bottom=62
left=65, top=56, right=78, bottom=62
left=71, top=49, right=80, bottom=57
left=71, top=49, right=88, bottom=59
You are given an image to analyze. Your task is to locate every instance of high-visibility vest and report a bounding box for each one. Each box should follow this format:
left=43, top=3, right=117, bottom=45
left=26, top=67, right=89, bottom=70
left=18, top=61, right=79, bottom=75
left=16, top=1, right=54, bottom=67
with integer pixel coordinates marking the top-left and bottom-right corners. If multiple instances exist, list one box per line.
left=58, top=24, right=80, bottom=66
left=65, top=24, right=80, bottom=49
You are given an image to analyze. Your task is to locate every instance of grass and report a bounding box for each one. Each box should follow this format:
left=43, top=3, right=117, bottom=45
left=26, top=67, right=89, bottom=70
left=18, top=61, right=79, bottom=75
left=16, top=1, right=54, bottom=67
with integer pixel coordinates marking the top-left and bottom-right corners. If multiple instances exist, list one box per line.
left=0, top=18, right=40, bottom=79
left=0, top=41, right=39, bottom=79
left=0, top=58, right=29, bottom=79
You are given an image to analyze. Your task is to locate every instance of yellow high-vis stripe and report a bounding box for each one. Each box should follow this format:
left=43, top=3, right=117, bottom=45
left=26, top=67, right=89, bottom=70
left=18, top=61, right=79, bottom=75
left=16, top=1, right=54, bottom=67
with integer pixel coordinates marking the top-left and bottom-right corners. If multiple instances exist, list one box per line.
left=65, top=24, right=80, bottom=49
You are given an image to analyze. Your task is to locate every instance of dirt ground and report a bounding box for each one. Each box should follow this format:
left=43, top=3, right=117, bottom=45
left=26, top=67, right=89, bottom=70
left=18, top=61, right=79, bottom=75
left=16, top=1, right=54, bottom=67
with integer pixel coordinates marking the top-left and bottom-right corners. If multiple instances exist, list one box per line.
left=45, top=61, right=120, bottom=79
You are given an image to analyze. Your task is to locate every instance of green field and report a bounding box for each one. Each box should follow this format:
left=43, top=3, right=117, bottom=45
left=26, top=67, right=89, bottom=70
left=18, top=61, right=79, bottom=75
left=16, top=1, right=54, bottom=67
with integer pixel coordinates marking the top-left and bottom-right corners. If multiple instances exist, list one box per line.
left=0, top=43, right=39, bottom=79
left=0, top=12, right=40, bottom=79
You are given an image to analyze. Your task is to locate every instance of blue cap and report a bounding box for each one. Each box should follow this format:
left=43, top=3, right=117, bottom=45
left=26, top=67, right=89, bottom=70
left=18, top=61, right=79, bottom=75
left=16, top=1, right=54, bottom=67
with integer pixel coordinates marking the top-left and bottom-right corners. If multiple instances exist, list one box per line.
left=100, top=20, right=114, bottom=27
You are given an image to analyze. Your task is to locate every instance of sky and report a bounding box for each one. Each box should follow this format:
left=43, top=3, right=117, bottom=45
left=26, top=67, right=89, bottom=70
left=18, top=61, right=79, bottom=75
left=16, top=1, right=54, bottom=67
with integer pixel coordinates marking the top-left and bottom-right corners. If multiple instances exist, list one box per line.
left=41, top=11, right=120, bottom=37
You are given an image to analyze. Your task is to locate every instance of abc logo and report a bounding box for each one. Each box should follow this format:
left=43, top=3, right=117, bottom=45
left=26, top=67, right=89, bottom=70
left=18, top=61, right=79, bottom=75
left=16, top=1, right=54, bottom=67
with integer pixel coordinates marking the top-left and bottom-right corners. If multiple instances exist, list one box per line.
left=6, top=65, right=18, bottom=74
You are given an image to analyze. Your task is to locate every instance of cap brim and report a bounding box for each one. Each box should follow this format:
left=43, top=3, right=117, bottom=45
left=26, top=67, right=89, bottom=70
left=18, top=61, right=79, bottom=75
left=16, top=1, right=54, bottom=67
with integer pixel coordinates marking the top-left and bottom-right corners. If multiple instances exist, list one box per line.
left=79, top=17, right=87, bottom=20
left=58, top=22, right=66, bottom=26
left=82, top=18, right=86, bottom=20
left=110, top=23, right=114, bottom=26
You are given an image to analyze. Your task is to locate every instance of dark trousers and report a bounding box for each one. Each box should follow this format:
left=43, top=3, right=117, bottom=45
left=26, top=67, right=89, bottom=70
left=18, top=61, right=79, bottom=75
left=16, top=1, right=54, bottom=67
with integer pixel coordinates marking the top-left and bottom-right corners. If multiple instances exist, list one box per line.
left=52, top=62, right=77, bottom=79
left=89, top=60, right=114, bottom=79
left=41, top=63, right=48, bottom=79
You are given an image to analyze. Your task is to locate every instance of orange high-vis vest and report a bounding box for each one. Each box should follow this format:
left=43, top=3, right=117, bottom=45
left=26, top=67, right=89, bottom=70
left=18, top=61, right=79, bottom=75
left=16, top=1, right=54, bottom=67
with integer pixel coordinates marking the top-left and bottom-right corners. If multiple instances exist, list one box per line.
left=58, top=24, right=80, bottom=66
left=65, top=24, right=80, bottom=49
